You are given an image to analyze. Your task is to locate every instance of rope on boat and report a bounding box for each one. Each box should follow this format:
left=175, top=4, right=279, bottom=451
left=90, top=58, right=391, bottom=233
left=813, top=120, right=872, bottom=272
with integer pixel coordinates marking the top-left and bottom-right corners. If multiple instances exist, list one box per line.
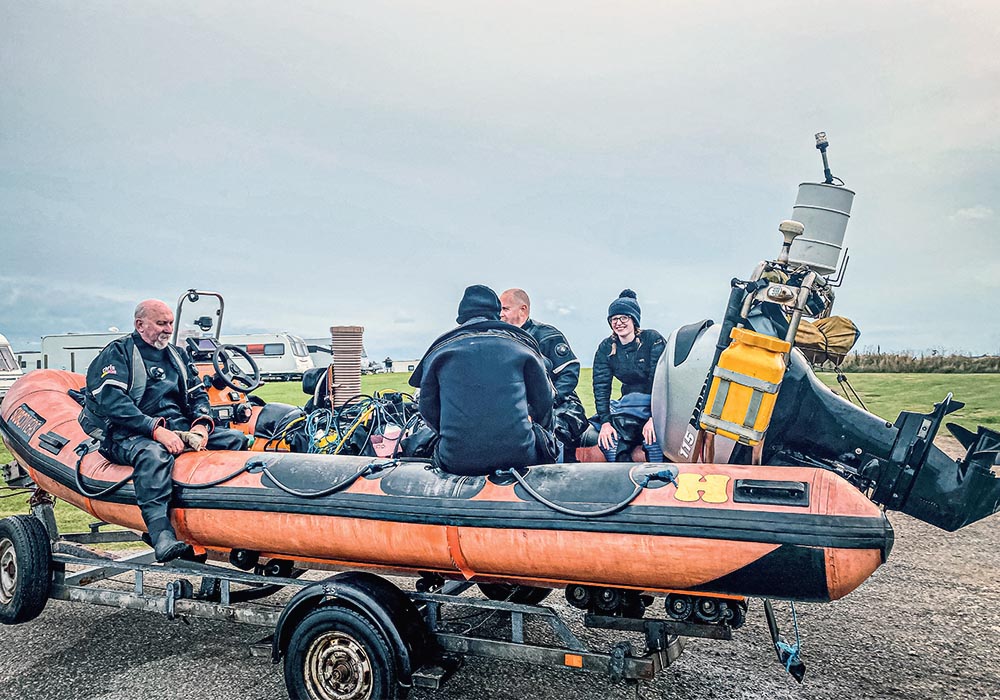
left=172, top=462, right=257, bottom=490
left=498, top=466, right=678, bottom=518
left=775, top=602, right=803, bottom=673
left=835, top=371, right=868, bottom=411
left=258, top=458, right=400, bottom=498
left=0, top=487, right=34, bottom=500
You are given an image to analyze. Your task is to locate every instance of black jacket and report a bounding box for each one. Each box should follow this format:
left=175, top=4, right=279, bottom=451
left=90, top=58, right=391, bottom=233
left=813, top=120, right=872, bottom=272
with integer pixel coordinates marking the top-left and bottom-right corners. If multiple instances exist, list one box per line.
left=522, top=318, right=581, bottom=404
left=85, top=331, right=214, bottom=443
left=592, top=329, right=667, bottom=424
left=410, top=319, right=555, bottom=473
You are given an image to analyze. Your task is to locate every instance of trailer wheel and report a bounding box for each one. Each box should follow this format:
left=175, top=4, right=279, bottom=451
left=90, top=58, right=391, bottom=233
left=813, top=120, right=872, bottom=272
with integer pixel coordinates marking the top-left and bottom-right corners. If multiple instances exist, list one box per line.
left=284, top=605, right=401, bottom=700
left=477, top=583, right=551, bottom=605
left=0, top=515, right=52, bottom=625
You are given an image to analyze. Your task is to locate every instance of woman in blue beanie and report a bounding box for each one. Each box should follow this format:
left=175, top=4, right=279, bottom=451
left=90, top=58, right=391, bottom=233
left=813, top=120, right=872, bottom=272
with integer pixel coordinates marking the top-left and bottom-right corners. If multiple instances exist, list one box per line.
left=592, top=290, right=667, bottom=462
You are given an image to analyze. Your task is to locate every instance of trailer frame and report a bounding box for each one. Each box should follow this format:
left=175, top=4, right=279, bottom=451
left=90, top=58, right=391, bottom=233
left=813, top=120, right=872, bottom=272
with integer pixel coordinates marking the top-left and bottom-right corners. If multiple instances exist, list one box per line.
left=0, top=509, right=746, bottom=698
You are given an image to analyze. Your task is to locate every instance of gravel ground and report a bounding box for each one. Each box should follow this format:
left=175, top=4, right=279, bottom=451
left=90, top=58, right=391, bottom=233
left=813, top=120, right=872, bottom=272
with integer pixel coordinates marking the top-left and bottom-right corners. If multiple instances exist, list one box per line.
left=1, top=510, right=997, bottom=700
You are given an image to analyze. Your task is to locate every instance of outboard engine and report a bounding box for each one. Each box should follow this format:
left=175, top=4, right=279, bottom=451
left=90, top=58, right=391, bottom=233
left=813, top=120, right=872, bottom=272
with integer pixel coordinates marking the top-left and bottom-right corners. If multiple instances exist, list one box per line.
left=651, top=133, right=1000, bottom=532
left=653, top=321, right=1000, bottom=531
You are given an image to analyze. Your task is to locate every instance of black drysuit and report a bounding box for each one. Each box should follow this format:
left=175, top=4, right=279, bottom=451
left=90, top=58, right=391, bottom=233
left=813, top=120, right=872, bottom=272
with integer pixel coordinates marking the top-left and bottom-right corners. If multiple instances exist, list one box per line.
left=409, top=319, right=558, bottom=475
left=592, top=329, right=667, bottom=461
left=85, top=332, right=245, bottom=535
left=521, top=318, right=588, bottom=449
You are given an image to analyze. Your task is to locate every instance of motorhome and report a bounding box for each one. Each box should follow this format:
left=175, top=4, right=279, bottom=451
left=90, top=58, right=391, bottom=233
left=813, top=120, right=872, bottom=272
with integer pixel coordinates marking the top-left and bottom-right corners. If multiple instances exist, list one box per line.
left=220, top=333, right=313, bottom=381
left=0, top=333, right=23, bottom=399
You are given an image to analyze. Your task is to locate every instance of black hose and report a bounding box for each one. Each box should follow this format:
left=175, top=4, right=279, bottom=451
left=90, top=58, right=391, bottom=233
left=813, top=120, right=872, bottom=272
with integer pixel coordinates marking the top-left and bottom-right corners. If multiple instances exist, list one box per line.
left=73, top=442, right=134, bottom=498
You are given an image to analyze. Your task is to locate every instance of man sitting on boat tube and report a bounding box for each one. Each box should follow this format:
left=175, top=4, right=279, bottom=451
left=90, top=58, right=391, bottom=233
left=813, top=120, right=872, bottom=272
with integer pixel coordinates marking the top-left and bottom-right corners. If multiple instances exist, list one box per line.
left=82, top=299, right=247, bottom=562
left=409, top=285, right=560, bottom=475
left=500, top=288, right=589, bottom=462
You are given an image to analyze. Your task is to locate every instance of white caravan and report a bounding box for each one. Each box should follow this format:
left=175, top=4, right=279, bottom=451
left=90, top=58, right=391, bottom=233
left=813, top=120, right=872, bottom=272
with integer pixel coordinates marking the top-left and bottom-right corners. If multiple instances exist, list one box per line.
left=39, top=332, right=127, bottom=374
left=16, top=350, right=42, bottom=373
left=0, top=333, right=23, bottom=399
left=29, top=330, right=311, bottom=383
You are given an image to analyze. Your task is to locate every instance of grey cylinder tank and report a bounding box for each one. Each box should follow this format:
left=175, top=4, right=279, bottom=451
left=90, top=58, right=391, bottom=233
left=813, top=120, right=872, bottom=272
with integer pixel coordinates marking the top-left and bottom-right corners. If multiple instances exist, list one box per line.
left=787, top=182, right=855, bottom=275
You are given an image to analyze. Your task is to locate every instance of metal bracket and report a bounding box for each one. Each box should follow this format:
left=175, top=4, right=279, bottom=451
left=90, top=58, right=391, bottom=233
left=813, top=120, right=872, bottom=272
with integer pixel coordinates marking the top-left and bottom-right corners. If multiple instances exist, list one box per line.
left=165, top=579, right=194, bottom=620
left=608, top=641, right=633, bottom=682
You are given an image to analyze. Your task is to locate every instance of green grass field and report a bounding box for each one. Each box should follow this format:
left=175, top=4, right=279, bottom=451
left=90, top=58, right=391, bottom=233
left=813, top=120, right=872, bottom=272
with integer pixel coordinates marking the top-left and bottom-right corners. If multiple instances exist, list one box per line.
left=2, top=370, right=997, bottom=526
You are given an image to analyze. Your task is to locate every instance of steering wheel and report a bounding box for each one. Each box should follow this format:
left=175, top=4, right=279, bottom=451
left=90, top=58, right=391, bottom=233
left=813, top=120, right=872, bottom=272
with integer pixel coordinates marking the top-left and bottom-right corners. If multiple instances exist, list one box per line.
left=212, top=344, right=262, bottom=393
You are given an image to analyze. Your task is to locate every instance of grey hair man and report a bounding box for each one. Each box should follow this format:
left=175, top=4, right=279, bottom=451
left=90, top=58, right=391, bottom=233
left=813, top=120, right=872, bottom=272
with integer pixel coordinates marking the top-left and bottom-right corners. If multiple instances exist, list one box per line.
left=500, top=289, right=589, bottom=461
left=82, top=299, right=247, bottom=561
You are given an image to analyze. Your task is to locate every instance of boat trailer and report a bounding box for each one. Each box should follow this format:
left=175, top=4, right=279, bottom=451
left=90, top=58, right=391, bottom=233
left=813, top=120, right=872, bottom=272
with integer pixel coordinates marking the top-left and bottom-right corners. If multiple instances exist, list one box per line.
left=0, top=502, right=758, bottom=699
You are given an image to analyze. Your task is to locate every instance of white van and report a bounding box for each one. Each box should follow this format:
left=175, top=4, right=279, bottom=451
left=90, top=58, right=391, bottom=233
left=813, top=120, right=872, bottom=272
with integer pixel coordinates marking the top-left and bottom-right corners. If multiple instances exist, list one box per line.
left=220, top=333, right=313, bottom=381
left=0, top=333, right=24, bottom=399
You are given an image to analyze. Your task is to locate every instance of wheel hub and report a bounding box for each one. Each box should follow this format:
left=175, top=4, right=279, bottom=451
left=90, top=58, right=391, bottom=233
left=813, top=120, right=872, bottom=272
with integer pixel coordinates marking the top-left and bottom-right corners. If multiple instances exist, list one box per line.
left=305, top=630, right=373, bottom=700
left=0, top=537, right=17, bottom=605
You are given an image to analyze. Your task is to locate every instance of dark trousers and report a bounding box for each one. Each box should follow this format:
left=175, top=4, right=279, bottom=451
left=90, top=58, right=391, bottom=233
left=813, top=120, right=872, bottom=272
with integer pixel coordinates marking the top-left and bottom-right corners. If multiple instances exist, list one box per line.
left=600, top=414, right=664, bottom=463
left=109, top=428, right=246, bottom=532
left=553, top=397, right=588, bottom=463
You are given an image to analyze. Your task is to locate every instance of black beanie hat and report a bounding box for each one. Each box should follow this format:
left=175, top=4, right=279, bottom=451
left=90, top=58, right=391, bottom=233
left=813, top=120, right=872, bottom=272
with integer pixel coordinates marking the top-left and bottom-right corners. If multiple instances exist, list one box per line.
left=456, top=284, right=502, bottom=324
left=607, top=289, right=641, bottom=327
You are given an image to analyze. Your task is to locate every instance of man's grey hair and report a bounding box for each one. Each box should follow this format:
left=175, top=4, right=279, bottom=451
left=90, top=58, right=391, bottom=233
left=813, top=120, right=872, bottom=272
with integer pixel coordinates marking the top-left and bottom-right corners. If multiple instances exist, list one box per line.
left=134, top=299, right=165, bottom=320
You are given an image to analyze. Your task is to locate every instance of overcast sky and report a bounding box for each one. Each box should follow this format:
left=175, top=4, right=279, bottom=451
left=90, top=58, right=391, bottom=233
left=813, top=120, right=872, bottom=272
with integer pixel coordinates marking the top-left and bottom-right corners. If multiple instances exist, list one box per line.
left=2, top=1, right=998, bottom=362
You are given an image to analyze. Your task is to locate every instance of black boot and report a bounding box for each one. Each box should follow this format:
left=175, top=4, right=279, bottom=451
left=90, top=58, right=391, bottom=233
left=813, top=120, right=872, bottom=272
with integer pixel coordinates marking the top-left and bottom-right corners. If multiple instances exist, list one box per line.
left=153, top=530, right=192, bottom=563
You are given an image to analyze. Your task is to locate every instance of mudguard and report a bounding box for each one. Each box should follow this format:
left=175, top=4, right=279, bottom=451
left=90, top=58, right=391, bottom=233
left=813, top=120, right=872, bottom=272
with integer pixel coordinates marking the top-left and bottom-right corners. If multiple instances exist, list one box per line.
left=271, top=571, right=432, bottom=685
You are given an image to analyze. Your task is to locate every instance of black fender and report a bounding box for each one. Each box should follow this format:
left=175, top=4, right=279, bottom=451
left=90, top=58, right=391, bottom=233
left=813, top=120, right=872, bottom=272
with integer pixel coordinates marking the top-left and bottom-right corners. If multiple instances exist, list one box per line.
left=271, top=571, right=432, bottom=687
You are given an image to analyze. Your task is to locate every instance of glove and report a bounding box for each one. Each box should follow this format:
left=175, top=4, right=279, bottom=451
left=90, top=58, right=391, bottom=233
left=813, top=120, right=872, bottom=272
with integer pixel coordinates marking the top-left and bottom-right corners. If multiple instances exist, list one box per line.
left=174, top=430, right=206, bottom=452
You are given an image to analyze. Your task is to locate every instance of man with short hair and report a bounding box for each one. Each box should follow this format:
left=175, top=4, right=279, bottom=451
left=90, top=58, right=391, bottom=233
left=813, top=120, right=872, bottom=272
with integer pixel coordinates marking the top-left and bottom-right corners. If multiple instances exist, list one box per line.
left=500, top=288, right=589, bottom=461
left=409, top=285, right=558, bottom=475
left=83, top=299, right=246, bottom=562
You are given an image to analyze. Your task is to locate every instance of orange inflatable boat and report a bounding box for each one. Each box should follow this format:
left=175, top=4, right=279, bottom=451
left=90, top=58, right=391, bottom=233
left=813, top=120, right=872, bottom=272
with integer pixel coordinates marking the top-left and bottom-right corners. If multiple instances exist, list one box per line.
left=1, top=369, right=892, bottom=603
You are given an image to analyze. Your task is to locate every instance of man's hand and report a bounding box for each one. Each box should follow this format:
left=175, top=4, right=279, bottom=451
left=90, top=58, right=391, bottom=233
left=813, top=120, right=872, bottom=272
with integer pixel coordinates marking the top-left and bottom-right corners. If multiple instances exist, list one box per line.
left=153, top=426, right=185, bottom=455
left=598, top=421, right=618, bottom=450
left=642, top=417, right=656, bottom=446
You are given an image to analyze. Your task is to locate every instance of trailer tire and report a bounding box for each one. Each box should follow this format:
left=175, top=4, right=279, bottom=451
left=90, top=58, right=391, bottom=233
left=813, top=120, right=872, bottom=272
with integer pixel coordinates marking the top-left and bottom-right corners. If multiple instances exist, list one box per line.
left=0, top=515, right=52, bottom=625
left=284, top=605, right=402, bottom=700
left=477, top=583, right=551, bottom=605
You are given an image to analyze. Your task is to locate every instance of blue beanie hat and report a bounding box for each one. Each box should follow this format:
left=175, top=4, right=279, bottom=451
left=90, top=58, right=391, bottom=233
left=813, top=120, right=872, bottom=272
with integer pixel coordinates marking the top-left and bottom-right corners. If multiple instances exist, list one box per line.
left=456, top=284, right=501, bottom=324
left=607, top=289, right=640, bottom=327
